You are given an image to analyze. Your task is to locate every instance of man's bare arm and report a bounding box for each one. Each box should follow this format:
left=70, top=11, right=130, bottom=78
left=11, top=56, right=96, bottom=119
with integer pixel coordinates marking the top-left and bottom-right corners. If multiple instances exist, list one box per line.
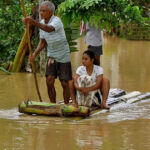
left=34, top=20, right=55, bottom=32
left=23, top=17, right=55, bottom=32
left=30, top=39, right=46, bottom=62
left=34, top=39, right=47, bottom=56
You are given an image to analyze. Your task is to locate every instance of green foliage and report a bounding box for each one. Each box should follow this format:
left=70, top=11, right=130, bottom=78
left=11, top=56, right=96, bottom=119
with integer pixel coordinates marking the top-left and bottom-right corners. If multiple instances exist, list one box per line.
left=0, top=0, right=34, bottom=65
left=132, top=0, right=150, bottom=17
left=58, top=0, right=147, bottom=32
left=53, top=0, right=79, bottom=52
left=1, top=0, right=148, bottom=69
left=0, top=0, right=77, bottom=67
left=53, top=0, right=65, bottom=9
left=0, top=67, right=12, bottom=75
left=65, top=23, right=80, bottom=52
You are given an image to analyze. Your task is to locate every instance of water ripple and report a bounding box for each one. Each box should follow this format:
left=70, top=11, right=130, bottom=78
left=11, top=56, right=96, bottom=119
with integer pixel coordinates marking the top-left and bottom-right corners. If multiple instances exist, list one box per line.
left=0, top=108, right=21, bottom=120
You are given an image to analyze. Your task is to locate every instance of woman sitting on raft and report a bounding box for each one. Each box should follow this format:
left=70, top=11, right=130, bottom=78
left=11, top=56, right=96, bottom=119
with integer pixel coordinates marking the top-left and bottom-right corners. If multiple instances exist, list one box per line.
left=70, top=50, right=110, bottom=109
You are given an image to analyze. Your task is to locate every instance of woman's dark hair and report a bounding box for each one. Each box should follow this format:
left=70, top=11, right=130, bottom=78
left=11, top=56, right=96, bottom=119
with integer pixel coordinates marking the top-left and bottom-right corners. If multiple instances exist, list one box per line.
left=83, top=50, right=97, bottom=65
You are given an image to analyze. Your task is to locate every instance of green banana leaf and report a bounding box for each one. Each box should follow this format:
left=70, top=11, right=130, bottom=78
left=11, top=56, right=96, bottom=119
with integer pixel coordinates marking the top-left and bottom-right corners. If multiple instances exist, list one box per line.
left=0, top=67, right=12, bottom=75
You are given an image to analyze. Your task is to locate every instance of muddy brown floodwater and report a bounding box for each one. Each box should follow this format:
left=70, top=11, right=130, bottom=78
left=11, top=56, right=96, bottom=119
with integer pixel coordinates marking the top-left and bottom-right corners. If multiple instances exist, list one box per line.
left=0, top=35, right=150, bottom=150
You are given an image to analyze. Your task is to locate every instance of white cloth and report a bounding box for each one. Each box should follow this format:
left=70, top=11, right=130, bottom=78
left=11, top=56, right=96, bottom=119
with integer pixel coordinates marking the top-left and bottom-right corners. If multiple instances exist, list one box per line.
left=76, top=65, right=103, bottom=84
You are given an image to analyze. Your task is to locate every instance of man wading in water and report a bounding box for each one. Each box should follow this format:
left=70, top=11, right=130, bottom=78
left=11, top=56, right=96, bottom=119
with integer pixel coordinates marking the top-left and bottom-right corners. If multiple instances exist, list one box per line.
left=23, top=1, right=72, bottom=104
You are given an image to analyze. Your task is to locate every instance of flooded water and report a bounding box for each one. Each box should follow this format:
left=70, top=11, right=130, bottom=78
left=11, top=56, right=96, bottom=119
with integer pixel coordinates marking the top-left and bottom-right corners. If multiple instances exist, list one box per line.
left=0, top=35, right=150, bottom=150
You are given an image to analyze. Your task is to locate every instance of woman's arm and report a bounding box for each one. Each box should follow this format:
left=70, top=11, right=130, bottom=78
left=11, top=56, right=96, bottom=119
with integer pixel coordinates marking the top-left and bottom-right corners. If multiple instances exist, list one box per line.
left=87, top=74, right=103, bottom=91
left=74, top=73, right=103, bottom=94
left=73, top=74, right=83, bottom=92
left=77, top=75, right=103, bottom=95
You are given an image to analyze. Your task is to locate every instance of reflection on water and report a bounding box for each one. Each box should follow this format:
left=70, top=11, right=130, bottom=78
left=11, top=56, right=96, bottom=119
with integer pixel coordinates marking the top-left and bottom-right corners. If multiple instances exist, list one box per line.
left=71, top=36, right=150, bottom=92
left=0, top=35, right=150, bottom=150
left=102, top=36, right=150, bottom=92
left=0, top=73, right=63, bottom=109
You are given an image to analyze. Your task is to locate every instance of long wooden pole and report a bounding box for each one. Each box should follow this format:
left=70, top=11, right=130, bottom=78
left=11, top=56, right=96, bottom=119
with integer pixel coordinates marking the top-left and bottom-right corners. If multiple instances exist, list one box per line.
left=21, top=0, right=42, bottom=102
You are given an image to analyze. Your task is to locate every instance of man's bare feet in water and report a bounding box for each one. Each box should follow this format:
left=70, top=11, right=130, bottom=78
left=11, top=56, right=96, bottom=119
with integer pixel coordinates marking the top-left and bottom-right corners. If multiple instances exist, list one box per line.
left=101, top=102, right=110, bottom=109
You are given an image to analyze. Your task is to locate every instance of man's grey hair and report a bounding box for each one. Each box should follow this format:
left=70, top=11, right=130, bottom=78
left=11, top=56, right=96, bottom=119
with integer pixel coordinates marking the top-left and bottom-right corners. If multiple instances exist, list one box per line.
left=41, top=1, right=55, bottom=13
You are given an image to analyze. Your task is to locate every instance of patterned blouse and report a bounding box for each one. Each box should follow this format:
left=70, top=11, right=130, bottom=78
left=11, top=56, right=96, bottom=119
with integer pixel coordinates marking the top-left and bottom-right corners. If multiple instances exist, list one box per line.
left=76, top=65, right=103, bottom=84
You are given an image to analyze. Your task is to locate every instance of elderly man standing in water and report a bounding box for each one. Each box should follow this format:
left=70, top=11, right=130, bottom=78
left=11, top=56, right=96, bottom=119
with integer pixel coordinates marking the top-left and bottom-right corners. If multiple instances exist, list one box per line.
left=23, top=1, right=72, bottom=104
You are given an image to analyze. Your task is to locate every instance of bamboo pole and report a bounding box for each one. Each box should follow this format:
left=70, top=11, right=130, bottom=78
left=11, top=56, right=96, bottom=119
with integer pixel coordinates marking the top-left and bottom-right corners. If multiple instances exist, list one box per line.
left=21, top=0, right=42, bottom=102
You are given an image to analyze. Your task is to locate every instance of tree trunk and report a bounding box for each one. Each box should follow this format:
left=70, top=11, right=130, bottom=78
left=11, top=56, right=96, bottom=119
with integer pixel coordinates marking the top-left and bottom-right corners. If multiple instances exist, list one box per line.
left=39, top=0, right=46, bottom=76
left=11, top=30, right=28, bottom=72
left=11, top=3, right=39, bottom=72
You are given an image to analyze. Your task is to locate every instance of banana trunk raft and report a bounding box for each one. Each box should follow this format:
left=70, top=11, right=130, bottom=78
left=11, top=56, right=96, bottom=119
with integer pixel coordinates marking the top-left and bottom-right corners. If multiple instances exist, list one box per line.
left=19, top=101, right=90, bottom=117
left=18, top=89, right=150, bottom=117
